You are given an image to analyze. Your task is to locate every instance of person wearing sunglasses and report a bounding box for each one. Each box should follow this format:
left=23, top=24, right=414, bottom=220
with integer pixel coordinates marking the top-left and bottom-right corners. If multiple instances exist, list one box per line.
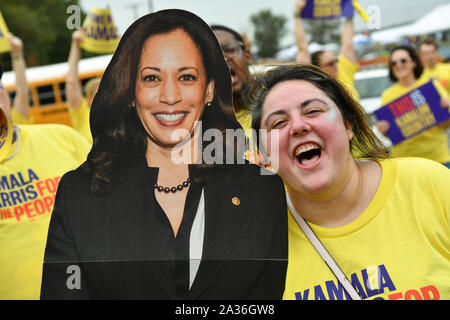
left=211, top=25, right=264, bottom=164
left=210, top=25, right=254, bottom=131
left=294, top=0, right=360, bottom=101
left=376, top=45, right=450, bottom=168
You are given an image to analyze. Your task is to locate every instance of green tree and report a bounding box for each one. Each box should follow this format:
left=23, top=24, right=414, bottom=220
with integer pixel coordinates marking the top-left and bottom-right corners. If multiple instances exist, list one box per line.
left=303, top=19, right=341, bottom=44
left=250, top=9, right=287, bottom=59
left=0, top=0, right=87, bottom=70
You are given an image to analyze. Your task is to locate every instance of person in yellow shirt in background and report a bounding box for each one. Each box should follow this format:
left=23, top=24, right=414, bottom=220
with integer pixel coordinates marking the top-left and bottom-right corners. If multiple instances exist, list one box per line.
left=0, top=63, right=91, bottom=300
left=419, top=38, right=450, bottom=95
left=8, top=33, right=32, bottom=125
left=376, top=45, right=450, bottom=168
left=211, top=25, right=264, bottom=164
left=66, top=30, right=100, bottom=144
left=211, top=25, right=254, bottom=131
left=294, top=0, right=360, bottom=101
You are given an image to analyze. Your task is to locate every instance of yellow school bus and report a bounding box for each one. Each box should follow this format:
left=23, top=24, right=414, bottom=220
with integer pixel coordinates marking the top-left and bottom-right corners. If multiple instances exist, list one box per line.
left=2, top=54, right=112, bottom=126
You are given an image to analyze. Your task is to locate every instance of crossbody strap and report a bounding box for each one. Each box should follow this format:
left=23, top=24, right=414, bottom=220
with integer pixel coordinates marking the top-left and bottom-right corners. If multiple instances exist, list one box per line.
left=286, top=193, right=362, bottom=300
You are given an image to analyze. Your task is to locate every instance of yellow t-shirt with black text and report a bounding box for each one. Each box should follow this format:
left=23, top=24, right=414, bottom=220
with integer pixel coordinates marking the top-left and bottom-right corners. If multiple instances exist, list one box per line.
left=0, top=124, right=90, bottom=299
left=283, top=158, right=450, bottom=300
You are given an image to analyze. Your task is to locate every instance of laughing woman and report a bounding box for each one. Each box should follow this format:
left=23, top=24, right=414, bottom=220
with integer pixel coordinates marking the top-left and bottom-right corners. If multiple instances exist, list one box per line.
left=40, top=9, right=288, bottom=299
left=250, top=64, right=450, bottom=300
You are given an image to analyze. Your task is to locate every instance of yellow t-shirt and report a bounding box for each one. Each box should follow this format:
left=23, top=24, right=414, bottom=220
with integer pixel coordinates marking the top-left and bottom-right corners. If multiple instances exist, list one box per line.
left=283, top=158, right=450, bottom=300
left=68, top=98, right=92, bottom=144
left=235, top=109, right=266, bottom=166
left=422, top=62, right=450, bottom=95
left=337, top=54, right=360, bottom=102
left=11, top=107, right=33, bottom=125
left=235, top=108, right=252, bottom=132
left=0, top=124, right=90, bottom=299
left=381, top=77, right=450, bottom=163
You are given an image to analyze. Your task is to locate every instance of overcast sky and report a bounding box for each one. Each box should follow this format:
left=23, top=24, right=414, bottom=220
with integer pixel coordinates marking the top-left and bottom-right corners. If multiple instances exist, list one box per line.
left=80, top=0, right=450, bottom=48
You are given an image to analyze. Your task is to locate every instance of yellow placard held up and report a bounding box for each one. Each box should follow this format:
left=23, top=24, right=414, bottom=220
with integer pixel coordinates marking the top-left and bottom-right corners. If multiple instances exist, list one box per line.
left=0, top=108, right=13, bottom=162
left=80, top=7, right=120, bottom=54
left=0, top=11, right=11, bottom=54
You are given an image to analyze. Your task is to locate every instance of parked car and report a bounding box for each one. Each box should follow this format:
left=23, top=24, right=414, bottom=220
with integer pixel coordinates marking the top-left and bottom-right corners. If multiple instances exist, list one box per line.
left=354, top=67, right=392, bottom=115
left=354, top=68, right=394, bottom=147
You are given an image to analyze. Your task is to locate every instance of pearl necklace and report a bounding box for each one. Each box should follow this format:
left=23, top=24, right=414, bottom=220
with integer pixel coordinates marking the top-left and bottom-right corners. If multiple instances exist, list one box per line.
left=154, top=177, right=191, bottom=193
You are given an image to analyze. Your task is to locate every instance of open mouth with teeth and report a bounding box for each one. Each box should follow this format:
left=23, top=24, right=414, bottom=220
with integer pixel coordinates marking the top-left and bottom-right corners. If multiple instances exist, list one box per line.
left=154, top=112, right=187, bottom=126
left=294, top=143, right=322, bottom=167
left=230, top=69, right=238, bottom=85
left=228, top=65, right=240, bottom=87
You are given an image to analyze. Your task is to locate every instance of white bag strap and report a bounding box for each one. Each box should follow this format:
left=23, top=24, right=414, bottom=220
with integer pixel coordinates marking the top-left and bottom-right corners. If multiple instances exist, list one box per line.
left=286, top=193, right=362, bottom=300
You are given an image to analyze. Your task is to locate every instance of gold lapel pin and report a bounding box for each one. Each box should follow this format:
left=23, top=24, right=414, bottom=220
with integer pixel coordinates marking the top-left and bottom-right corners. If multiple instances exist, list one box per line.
left=232, top=197, right=240, bottom=206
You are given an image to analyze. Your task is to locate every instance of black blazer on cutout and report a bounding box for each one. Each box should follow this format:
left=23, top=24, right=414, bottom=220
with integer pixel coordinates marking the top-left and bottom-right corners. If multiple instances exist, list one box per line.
left=40, top=158, right=288, bottom=299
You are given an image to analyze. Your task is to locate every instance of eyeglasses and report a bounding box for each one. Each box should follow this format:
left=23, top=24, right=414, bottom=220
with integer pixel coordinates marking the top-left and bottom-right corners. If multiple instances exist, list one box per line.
left=221, top=40, right=245, bottom=58
left=390, top=58, right=410, bottom=67
left=320, top=59, right=338, bottom=68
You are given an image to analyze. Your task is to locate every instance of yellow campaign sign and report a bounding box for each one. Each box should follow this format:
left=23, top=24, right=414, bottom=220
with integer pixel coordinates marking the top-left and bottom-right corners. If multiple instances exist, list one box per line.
left=0, top=108, right=13, bottom=162
left=0, top=11, right=11, bottom=54
left=80, top=7, right=119, bottom=54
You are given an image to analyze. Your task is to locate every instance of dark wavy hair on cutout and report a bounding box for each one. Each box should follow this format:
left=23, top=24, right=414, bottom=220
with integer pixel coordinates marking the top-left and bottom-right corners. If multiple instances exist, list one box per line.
left=82, top=9, right=241, bottom=194
left=249, top=63, right=389, bottom=160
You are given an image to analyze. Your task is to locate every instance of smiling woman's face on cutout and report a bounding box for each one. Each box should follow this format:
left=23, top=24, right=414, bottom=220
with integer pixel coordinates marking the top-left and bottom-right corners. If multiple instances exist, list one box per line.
left=260, top=79, right=354, bottom=196
left=135, top=29, right=214, bottom=148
